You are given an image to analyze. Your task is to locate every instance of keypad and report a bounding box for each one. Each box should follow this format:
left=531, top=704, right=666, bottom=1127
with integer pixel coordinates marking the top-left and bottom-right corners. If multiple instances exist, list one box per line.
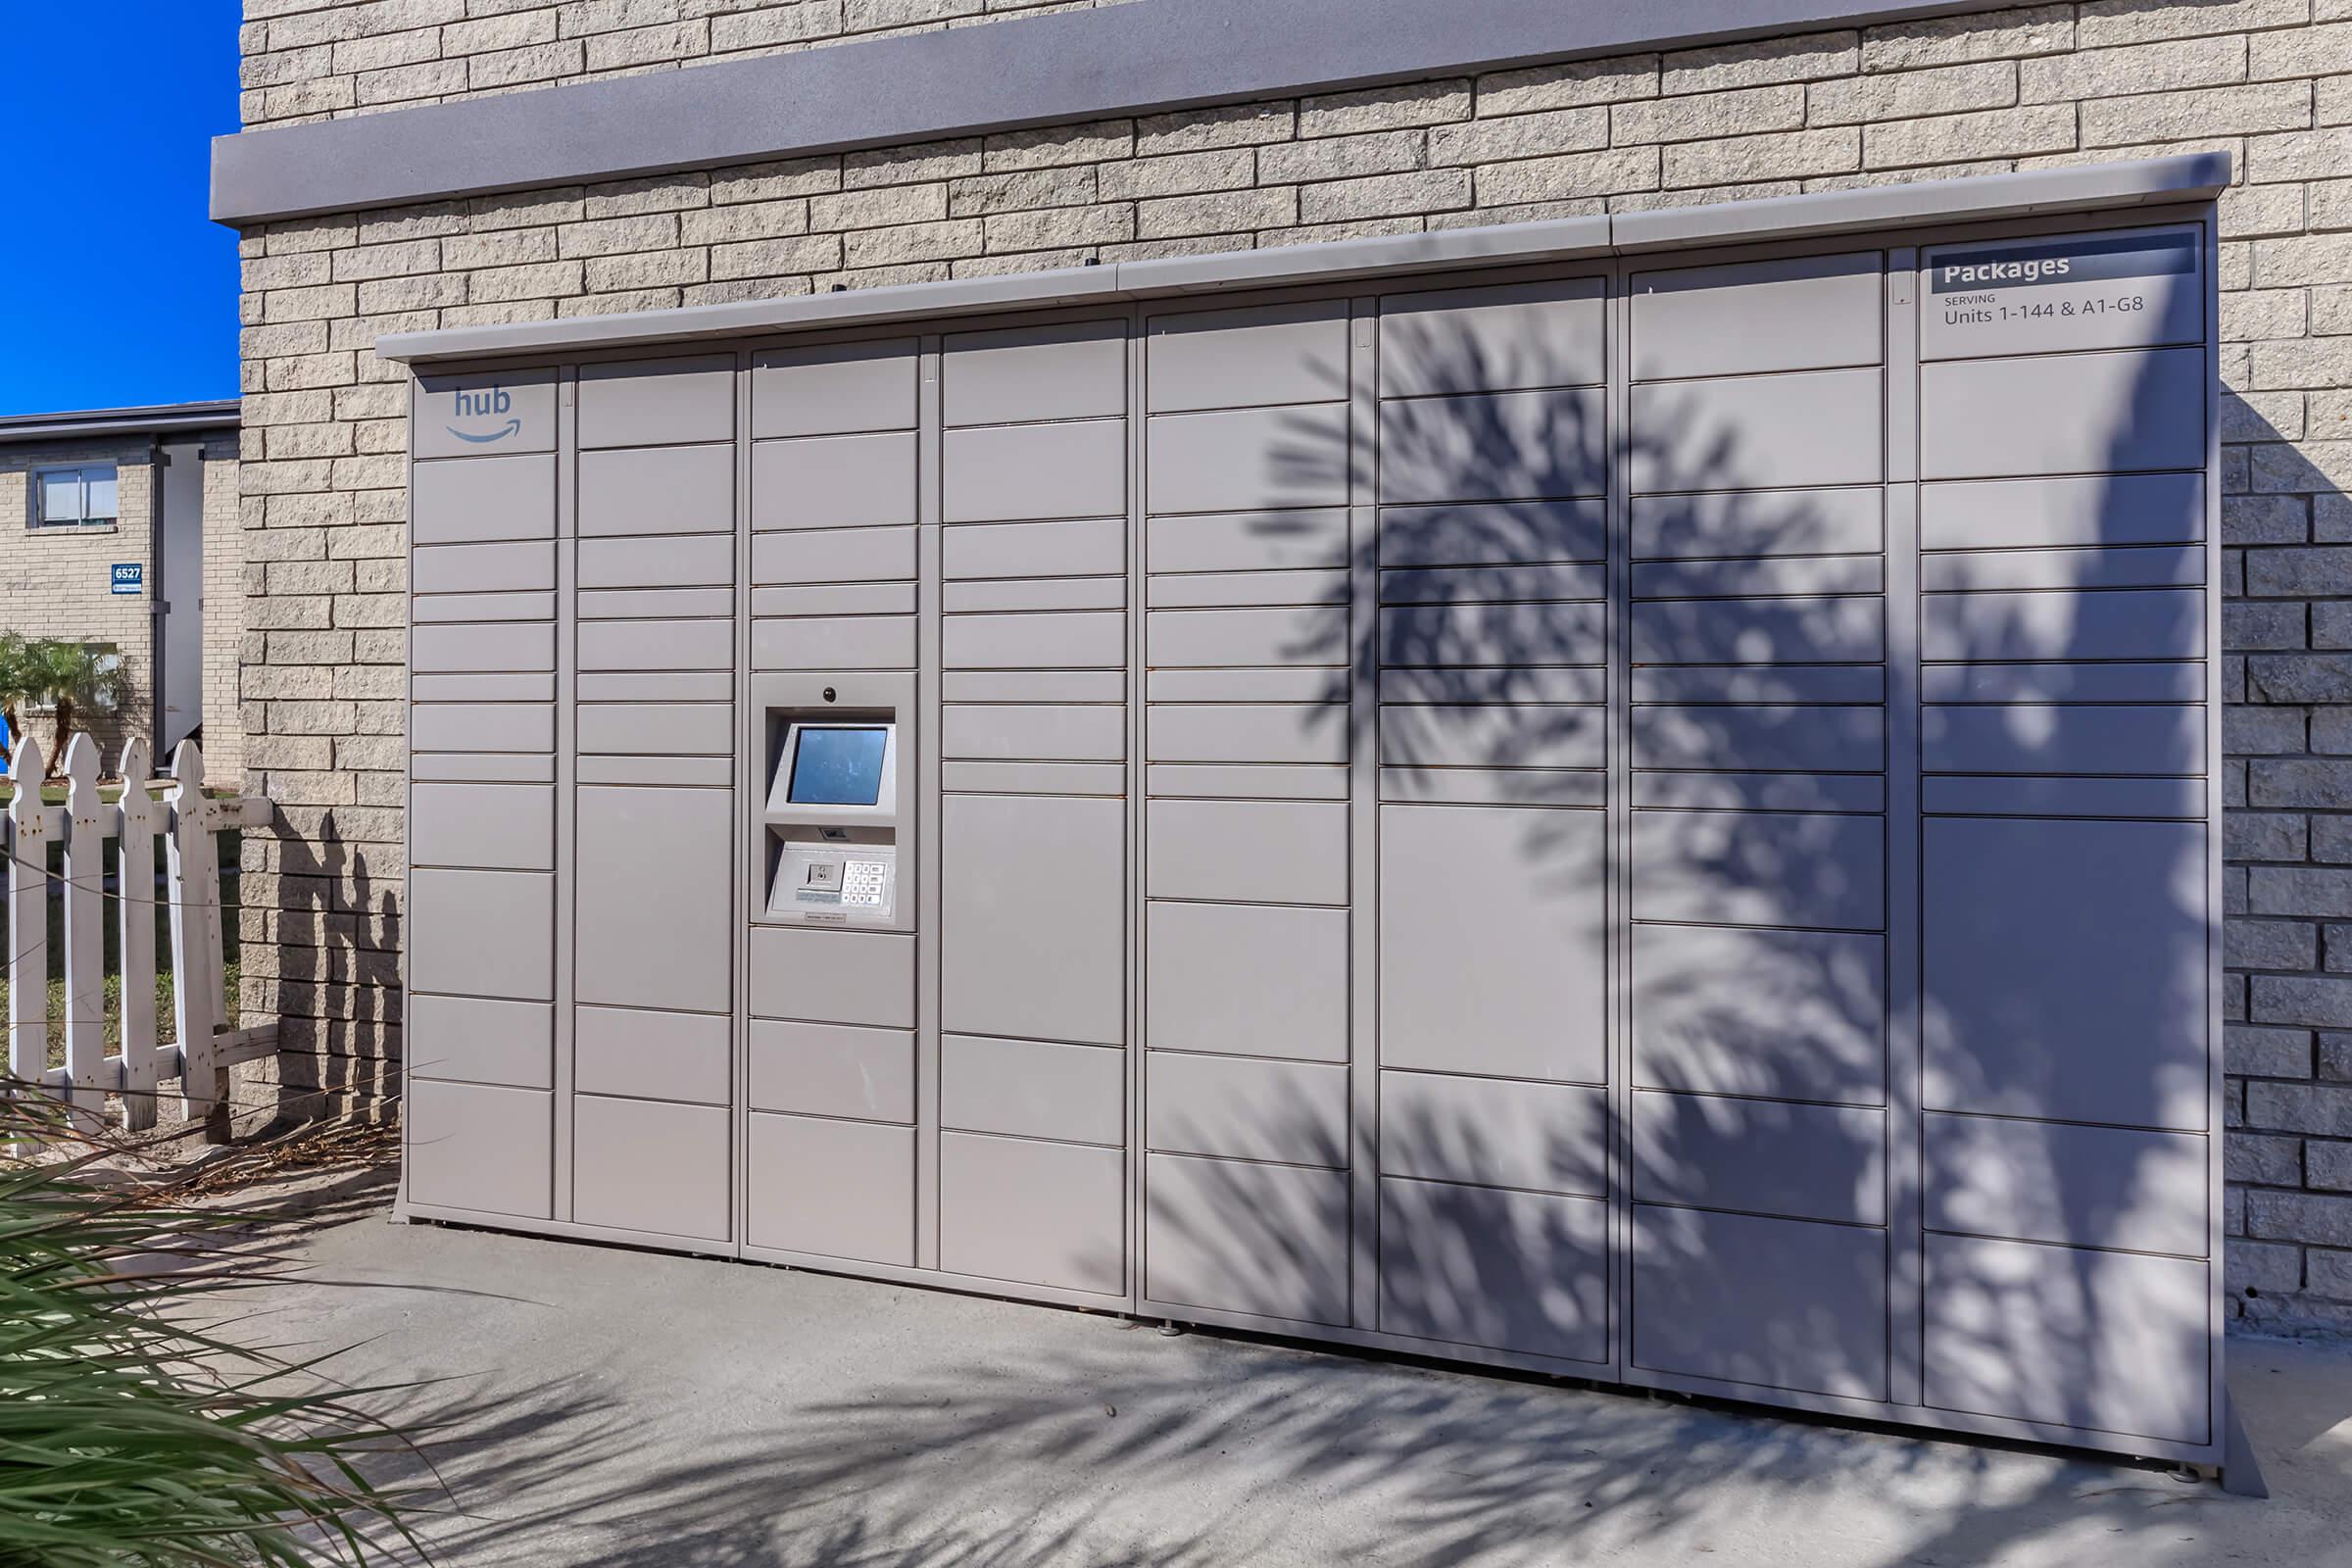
left=842, top=861, right=890, bottom=907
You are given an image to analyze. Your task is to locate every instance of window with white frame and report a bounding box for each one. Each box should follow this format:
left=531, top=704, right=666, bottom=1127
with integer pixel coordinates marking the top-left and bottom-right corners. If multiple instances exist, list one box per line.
left=30, top=464, right=119, bottom=528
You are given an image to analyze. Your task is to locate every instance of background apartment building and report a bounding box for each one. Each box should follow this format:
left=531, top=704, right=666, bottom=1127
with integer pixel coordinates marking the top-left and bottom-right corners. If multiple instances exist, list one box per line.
left=0, top=400, right=242, bottom=774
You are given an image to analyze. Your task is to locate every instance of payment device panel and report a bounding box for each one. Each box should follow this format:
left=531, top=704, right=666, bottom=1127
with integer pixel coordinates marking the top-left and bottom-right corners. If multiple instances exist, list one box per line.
left=754, top=672, right=913, bottom=931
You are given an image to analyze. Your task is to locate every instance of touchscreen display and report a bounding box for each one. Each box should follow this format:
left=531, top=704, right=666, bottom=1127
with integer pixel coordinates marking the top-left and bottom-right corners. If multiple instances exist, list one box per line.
left=786, top=725, right=889, bottom=806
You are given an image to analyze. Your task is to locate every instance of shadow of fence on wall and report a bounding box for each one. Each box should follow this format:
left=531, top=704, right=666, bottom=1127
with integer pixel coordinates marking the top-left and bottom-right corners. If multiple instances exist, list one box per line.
left=268, top=808, right=403, bottom=1123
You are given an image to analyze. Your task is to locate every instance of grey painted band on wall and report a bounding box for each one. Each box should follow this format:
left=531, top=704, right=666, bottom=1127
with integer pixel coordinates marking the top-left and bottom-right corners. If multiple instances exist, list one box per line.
left=373, top=153, right=2230, bottom=365
left=215, top=0, right=2045, bottom=226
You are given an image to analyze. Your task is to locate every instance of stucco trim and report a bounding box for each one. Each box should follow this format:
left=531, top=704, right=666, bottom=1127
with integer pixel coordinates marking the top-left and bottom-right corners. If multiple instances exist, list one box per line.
left=373, top=153, right=2230, bottom=365
left=217, top=0, right=2050, bottom=226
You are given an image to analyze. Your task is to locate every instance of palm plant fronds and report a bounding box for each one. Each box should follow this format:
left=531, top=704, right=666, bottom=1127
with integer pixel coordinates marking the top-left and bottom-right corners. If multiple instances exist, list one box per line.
left=0, top=633, right=36, bottom=769
left=0, top=1089, right=430, bottom=1567
left=0, top=636, right=138, bottom=778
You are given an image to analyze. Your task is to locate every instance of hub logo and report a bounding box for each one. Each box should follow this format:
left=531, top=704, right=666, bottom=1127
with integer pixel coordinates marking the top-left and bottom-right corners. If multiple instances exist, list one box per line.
left=446, top=383, right=522, bottom=445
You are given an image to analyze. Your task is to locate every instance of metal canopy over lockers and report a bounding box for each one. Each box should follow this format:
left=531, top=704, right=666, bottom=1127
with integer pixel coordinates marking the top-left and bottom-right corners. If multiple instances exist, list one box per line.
left=396, top=178, right=2224, bottom=1466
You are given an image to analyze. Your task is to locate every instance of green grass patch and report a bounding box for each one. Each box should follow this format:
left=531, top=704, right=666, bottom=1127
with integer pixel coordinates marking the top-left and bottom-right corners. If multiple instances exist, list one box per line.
left=0, top=830, right=243, bottom=1073
left=0, top=964, right=244, bottom=1071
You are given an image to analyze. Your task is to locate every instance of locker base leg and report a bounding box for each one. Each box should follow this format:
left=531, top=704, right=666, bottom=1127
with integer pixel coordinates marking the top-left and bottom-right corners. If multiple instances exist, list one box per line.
left=2220, top=1394, right=2270, bottom=1499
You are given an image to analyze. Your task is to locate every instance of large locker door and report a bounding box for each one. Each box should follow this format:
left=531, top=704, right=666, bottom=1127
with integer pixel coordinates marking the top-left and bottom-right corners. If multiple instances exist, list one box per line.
left=1370, top=278, right=1612, bottom=1364
left=935, top=320, right=1130, bottom=1299
left=1141, top=300, right=1356, bottom=1327
left=1914, top=225, right=2214, bottom=1448
left=743, top=339, right=924, bottom=1267
left=406, top=368, right=562, bottom=1221
left=566, top=356, right=738, bottom=1244
left=1624, top=253, right=1896, bottom=1401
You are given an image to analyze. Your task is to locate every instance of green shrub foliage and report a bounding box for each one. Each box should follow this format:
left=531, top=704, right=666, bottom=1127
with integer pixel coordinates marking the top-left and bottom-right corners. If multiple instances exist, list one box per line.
left=0, top=1093, right=423, bottom=1566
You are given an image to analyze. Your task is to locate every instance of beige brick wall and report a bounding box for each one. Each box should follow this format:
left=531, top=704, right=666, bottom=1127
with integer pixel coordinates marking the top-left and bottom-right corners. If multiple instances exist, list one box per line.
left=201, top=438, right=246, bottom=779
left=239, top=0, right=1128, bottom=127
left=0, top=439, right=155, bottom=769
left=234, top=0, right=2352, bottom=1330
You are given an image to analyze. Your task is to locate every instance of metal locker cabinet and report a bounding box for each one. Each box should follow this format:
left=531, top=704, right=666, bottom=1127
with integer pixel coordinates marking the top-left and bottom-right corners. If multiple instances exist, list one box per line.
left=746, top=1112, right=917, bottom=1265
left=388, top=169, right=2228, bottom=1473
left=939, top=1031, right=1129, bottom=1288
left=1147, top=1152, right=1352, bottom=1327
left=574, top=788, right=732, bottom=1016
left=751, top=433, right=920, bottom=529
left=578, top=445, right=735, bottom=535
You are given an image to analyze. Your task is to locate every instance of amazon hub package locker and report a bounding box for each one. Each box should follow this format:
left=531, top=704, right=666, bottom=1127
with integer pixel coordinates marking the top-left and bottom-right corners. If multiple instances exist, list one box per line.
left=398, top=178, right=2227, bottom=1467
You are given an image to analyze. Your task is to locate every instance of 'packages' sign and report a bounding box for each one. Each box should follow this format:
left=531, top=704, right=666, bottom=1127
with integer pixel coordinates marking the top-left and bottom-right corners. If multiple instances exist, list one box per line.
left=1921, top=226, right=2202, bottom=359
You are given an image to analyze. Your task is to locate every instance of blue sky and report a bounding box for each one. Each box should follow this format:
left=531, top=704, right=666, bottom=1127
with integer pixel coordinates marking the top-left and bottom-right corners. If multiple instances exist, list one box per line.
left=0, top=4, right=241, bottom=416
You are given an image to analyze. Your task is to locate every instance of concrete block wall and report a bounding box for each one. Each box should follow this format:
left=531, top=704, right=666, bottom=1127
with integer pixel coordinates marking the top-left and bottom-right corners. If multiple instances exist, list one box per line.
left=0, top=440, right=156, bottom=767
left=202, top=436, right=246, bottom=779
left=234, top=0, right=2352, bottom=1332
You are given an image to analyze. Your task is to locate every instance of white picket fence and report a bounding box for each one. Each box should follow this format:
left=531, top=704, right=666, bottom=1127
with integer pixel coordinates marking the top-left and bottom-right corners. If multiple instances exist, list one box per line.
left=6, top=732, right=273, bottom=1141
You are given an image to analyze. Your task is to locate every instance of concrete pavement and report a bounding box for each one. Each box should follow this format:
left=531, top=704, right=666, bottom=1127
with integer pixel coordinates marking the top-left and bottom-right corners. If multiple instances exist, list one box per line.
left=264, top=1196, right=2352, bottom=1567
